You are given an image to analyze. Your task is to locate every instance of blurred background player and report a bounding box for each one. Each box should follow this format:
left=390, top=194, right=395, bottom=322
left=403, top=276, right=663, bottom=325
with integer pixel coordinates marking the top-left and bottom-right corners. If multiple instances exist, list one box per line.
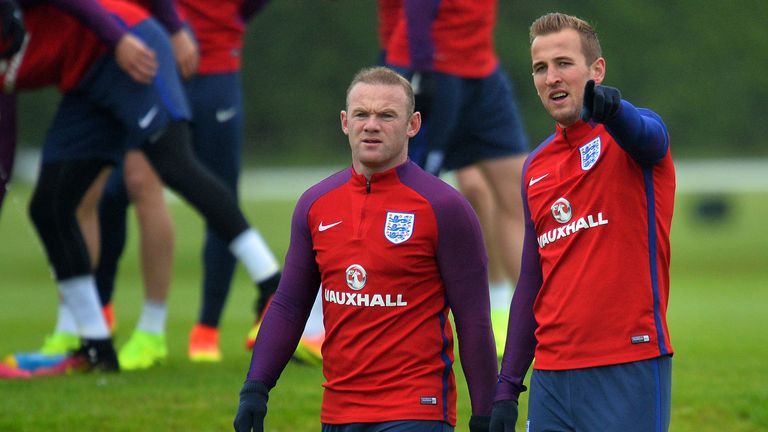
left=17, top=0, right=195, bottom=368
left=80, top=0, right=193, bottom=372
left=174, top=0, right=281, bottom=363
left=234, top=66, right=497, bottom=432
left=94, top=0, right=290, bottom=365
left=2, top=0, right=281, bottom=371
left=26, top=0, right=200, bottom=371
left=383, top=0, right=529, bottom=357
left=90, top=0, right=199, bottom=371
left=491, top=13, right=674, bottom=431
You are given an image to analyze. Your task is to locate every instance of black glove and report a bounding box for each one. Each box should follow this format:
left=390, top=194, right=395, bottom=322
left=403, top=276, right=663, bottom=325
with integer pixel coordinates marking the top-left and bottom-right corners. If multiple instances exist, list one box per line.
left=233, top=380, right=269, bottom=432
left=580, top=79, right=621, bottom=123
left=0, top=0, right=25, bottom=59
left=469, top=414, right=491, bottom=432
left=489, top=400, right=518, bottom=432
left=410, top=71, right=436, bottom=117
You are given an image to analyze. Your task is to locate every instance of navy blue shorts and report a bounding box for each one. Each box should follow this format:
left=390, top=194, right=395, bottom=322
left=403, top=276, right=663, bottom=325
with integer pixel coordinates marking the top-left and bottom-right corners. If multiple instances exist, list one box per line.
left=42, top=18, right=190, bottom=164
left=184, top=72, right=243, bottom=189
left=391, top=66, right=528, bottom=172
left=322, top=420, right=453, bottom=432
left=528, top=356, right=672, bottom=432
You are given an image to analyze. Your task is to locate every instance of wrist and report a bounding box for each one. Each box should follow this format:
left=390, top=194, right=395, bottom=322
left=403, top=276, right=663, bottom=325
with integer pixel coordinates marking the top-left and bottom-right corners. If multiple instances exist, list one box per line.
left=241, top=380, right=269, bottom=399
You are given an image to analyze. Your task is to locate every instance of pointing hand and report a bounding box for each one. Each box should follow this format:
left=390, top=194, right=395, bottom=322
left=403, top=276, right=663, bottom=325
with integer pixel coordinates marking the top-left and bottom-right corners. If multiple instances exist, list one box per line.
left=580, top=79, right=621, bottom=123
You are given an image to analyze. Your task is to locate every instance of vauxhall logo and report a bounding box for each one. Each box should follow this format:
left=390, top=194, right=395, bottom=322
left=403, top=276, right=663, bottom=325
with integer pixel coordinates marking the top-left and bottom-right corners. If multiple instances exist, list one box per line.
left=324, top=263, right=408, bottom=308
left=345, top=264, right=367, bottom=290
left=538, top=197, right=608, bottom=248
left=551, top=198, right=573, bottom=223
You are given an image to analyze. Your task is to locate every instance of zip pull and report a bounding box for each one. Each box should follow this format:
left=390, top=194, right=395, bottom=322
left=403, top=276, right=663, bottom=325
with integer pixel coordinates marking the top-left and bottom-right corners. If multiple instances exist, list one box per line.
left=366, top=178, right=371, bottom=193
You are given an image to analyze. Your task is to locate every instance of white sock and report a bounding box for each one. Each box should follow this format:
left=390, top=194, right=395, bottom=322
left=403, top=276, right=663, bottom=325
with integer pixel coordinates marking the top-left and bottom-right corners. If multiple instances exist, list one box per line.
left=229, top=229, right=279, bottom=282
left=136, top=300, right=167, bottom=334
left=54, top=302, right=78, bottom=335
left=302, top=288, right=324, bottom=337
left=489, top=280, right=514, bottom=312
left=59, top=275, right=110, bottom=339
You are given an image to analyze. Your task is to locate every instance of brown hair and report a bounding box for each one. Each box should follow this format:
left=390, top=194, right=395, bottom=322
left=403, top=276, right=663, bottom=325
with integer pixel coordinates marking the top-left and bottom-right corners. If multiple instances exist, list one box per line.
left=345, top=67, right=415, bottom=114
left=530, top=13, right=602, bottom=64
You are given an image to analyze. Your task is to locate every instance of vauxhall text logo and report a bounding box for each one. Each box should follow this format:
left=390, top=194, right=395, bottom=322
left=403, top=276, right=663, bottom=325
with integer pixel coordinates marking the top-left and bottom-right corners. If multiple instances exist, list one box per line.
left=538, top=197, right=608, bottom=248
left=324, top=263, right=408, bottom=308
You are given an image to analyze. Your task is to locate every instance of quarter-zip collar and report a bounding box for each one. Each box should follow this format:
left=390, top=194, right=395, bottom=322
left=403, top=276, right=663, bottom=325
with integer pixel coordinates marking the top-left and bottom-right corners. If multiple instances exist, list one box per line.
left=350, top=161, right=408, bottom=194
left=557, top=119, right=597, bottom=148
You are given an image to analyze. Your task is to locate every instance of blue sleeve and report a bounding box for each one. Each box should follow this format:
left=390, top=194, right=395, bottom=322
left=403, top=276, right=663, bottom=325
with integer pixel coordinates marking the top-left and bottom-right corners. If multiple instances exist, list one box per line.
left=245, top=192, right=321, bottom=387
left=403, top=0, right=437, bottom=71
left=434, top=186, right=498, bottom=416
left=605, top=100, right=669, bottom=165
left=496, top=159, right=541, bottom=403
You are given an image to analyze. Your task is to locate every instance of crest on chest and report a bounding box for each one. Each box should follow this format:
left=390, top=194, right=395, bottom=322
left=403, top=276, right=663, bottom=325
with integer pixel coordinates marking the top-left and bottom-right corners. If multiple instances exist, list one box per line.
left=579, top=136, right=602, bottom=171
left=384, top=211, right=415, bottom=244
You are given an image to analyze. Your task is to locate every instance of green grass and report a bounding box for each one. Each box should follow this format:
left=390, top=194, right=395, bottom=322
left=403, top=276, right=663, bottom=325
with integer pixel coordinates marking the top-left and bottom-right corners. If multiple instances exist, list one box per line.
left=0, top=186, right=766, bottom=431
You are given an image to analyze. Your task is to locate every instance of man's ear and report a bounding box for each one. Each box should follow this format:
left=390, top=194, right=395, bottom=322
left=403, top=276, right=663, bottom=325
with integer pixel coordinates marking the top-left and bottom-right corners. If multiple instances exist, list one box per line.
left=407, top=111, right=421, bottom=138
left=340, top=110, right=349, bottom=135
left=590, top=57, right=606, bottom=85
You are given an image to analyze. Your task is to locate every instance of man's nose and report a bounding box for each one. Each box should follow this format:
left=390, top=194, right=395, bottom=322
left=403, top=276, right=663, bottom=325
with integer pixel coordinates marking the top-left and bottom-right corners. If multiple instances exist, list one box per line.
left=363, top=116, right=381, bottom=131
left=545, top=67, right=562, bottom=86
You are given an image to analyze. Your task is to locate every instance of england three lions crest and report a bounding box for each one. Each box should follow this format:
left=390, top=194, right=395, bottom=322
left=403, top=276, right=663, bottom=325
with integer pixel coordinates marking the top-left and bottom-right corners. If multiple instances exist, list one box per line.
left=384, top=212, right=414, bottom=244
left=580, top=136, right=601, bottom=170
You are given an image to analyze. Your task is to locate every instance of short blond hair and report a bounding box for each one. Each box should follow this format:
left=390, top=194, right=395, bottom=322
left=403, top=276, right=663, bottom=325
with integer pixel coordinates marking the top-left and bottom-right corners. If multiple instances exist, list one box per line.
left=530, top=13, right=602, bottom=64
left=345, top=67, right=415, bottom=114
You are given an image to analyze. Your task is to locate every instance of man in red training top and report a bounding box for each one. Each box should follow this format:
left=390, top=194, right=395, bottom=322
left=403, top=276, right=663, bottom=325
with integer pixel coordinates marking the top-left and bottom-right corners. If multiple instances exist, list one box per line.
left=234, top=66, right=498, bottom=432
left=491, top=12, right=675, bottom=432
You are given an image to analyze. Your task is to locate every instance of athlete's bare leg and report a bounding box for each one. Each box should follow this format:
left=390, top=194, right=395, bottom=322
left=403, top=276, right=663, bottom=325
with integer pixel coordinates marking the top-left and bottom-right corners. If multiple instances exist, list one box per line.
left=456, top=165, right=508, bottom=287
left=122, top=150, right=174, bottom=303
left=477, top=155, right=527, bottom=284
left=77, top=167, right=113, bottom=268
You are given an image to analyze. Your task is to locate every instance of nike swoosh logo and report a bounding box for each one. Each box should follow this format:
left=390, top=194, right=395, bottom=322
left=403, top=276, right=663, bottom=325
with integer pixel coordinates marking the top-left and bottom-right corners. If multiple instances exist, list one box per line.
left=138, top=106, right=159, bottom=129
left=529, top=173, right=549, bottom=186
left=216, top=107, right=237, bottom=123
left=318, top=221, right=342, bottom=232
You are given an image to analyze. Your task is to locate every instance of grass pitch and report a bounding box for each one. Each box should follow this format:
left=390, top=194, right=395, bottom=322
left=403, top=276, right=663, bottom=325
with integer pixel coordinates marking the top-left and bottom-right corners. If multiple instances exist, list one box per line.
left=0, top=184, right=766, bottom=431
